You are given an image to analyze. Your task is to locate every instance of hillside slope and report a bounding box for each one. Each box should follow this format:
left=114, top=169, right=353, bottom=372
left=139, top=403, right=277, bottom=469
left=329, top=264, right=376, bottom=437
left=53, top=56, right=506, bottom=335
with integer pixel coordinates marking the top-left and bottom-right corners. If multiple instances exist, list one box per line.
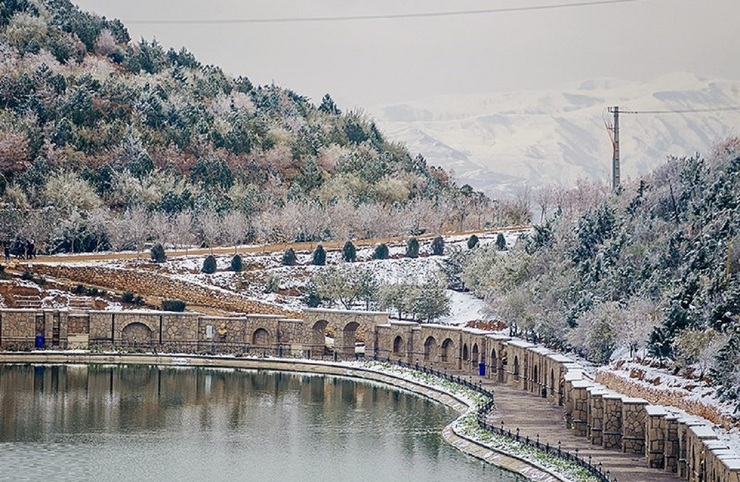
left=371, top=73, right=740, bottom=197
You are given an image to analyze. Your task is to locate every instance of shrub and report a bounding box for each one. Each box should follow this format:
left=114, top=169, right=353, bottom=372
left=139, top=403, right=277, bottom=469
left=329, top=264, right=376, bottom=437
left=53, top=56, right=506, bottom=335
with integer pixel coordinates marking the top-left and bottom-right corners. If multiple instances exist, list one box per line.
left=406, top=236, right=419, bottom=258
left=264, top=273, right=280, bottom=293
left=467, top=234, right=479, bottom=249
left=342, top=241, right=356, bottom=262
left=202, top=254, right=217, bottom=273
left=282, top=247, right=297, bottom=266
left=21, top=270, right=33, bottom=280
left=121, top=291, right=135, bottom=303
left=373, top=243, right=389, bottom=260
left=73, top=284, right=85, bottom=295
left=162, top=299, right=186, bottom=312
left=85, top=287, right=100, bottom=296
left=312, top=244, right=326, bottom=266
left=150, top=243, right=166, bottom=262
left=495, top=233, right=507, bottom=250
left=431, top=236, right=445, bottom=256
left=231, top=254, right=243, bottom=272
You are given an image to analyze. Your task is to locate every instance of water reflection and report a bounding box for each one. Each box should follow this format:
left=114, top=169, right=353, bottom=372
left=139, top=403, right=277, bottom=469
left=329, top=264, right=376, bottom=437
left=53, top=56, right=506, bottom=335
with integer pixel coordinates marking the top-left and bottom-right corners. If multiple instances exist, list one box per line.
left=0, top=364, right=526, bottom=482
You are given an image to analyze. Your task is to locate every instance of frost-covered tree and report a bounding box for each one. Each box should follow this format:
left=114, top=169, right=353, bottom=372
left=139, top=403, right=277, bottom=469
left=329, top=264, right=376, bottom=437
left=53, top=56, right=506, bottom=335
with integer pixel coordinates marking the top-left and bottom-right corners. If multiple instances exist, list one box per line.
left=221, top=210, right=248, bottom=253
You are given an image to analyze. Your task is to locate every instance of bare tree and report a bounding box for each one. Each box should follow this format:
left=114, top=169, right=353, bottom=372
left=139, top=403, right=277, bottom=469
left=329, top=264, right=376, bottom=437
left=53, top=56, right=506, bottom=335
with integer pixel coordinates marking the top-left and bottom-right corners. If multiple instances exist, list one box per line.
left=126, top=206, right=150, bottom=258
left=198, top=210, right=221, bottom=254
left=533, top=184, right=554, bottom=223
left=148, top=211, right=172, bottom=248
left=222, top=211, right=248, bottom=253
left=172, top=210, right=195, bottom=257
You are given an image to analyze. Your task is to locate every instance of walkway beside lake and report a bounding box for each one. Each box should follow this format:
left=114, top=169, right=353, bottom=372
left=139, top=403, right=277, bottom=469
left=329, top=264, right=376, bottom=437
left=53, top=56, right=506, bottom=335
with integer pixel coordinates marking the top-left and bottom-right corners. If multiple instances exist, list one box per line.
left=468, top=374, right=683, bottom=482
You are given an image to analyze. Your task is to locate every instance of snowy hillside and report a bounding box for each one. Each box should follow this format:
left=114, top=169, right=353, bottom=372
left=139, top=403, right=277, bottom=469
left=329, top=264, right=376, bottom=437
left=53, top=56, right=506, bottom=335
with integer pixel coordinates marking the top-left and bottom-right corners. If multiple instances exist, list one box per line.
left=370, top=73, right=740, bottom=198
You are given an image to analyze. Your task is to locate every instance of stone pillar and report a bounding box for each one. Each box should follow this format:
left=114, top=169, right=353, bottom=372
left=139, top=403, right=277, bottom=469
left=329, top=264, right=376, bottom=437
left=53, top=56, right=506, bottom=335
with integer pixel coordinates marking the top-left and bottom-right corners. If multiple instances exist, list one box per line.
left=571, top=380, right=591, bottom=437
left=588, top=388, right=608, bottom=446
left=602, top=394, right=623, bottom=449
left=687, top=424, right=718, bottom=482
left=664, top=414, right=680, bottom=473
left=621, top=397, right=648, bottom=454
left=645, top=405, right=667, bottom=468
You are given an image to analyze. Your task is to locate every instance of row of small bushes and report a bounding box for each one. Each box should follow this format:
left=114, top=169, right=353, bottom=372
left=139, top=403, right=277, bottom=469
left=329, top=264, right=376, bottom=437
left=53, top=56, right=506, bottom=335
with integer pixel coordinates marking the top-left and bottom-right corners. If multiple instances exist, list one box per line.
left=197, top=233, right=505, bottom=273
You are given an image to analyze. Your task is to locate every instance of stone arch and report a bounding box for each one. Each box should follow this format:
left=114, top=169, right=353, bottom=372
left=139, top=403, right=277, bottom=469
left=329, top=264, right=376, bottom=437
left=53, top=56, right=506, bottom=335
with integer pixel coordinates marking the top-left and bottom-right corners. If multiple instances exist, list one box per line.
left=121, top=322, right=153, bottom=345
left=471, top=343, right=479, bottom=364
left=311, top=319, right=329, bottom=357
left=393, top=336, right=404, bottom=356
left=341, top=322, right=360, bottom=357
left=513, top=355, right=520, bottom=381
left=252, top=328, right=271, bottom=346
left=440, top=338, right=454, bottom=363
left=462, top=343, right=469, bottom=361
left=423, top=336, right=436, bottom=361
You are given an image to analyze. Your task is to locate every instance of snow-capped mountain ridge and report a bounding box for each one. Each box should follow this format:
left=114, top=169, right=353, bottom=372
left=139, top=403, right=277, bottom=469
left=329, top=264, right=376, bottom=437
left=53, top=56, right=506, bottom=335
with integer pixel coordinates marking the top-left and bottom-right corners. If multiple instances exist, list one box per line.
left=370, top=73, right=740, bottom=197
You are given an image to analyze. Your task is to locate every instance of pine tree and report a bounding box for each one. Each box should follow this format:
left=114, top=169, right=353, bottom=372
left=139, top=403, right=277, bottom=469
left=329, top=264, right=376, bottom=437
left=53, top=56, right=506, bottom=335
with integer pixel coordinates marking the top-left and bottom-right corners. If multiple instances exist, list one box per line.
left=495, top=233, right=507, bottom=251
left=373, top=243, right=389, bottom=260
left=710, top=331, right=740, bottom=407
left=406, top=236, right=419, bottom=258
left=202, top=254, right=217, bottom=274
left=431, top=236, right=445, bottom=256
left=467, top=234, right=479, bottom=249
left=342, top=241, right=356, bottom=262
left=312, top=244, right=326, bottom=266
left=282, top=247, right=297, bottom=266
left=230, top=254, right=243, bottom=272
left=150, top=243, right=166, bottom=262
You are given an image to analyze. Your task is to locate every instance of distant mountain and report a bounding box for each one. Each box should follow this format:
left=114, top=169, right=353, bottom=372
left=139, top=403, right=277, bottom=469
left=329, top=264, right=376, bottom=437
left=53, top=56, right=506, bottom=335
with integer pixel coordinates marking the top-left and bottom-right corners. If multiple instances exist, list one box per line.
left=370, top=73, right=740, bottom=198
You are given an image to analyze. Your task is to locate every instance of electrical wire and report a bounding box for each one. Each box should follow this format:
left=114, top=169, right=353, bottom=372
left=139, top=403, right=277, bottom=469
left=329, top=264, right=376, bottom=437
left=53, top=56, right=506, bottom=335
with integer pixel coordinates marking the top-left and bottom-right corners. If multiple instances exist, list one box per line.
left=620, top=106, right=740, bottom=115
left=123, top=0, right=649, bottom=25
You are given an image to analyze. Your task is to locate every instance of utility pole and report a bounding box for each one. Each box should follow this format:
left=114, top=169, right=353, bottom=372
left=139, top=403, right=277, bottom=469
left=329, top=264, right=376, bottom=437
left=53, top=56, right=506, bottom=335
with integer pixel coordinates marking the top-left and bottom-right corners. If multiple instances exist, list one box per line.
left=607, top=106, right=620, bottom=191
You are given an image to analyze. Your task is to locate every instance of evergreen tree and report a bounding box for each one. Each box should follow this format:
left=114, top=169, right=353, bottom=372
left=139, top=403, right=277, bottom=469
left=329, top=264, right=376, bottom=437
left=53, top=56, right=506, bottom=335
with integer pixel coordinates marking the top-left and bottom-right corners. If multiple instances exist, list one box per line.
left=467, top=234, right=479, bottom=249
left=312, top=244, right=326, bottom=266
left=495, top=233, right=507, bottom=250
left=282, top=247, right=297, bottom=266
left=230, top=254, right=243, bottom=272
left=710, top=331, right=740, bottom=406
left=202, top=254, right=217, bottom=274
left=431, top=236, right=445, bottom=256
left=342, top=241, right=356, bottom=262
left=150, top=243, right=166, bottom=262
left=406, top=236, right=419, bottom=258
left=373, top=243, right=389, bottom=260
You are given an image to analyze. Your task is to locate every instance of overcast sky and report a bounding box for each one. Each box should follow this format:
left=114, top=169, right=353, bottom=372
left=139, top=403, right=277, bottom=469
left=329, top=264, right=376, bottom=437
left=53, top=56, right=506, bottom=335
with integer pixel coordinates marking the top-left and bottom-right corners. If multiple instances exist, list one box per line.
left=72, top=0, right=740, bottom=110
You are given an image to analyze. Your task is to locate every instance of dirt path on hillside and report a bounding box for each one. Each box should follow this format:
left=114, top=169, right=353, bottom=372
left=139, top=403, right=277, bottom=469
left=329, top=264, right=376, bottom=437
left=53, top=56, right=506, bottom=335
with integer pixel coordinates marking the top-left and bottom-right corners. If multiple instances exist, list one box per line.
left=11, top=226, right=528, bottom=264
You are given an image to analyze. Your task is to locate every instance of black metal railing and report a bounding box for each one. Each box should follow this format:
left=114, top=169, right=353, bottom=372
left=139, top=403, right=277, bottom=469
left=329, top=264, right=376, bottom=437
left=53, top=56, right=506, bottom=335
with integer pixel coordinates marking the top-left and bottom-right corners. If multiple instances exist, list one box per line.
left=390, top=358, right=614, bottom=482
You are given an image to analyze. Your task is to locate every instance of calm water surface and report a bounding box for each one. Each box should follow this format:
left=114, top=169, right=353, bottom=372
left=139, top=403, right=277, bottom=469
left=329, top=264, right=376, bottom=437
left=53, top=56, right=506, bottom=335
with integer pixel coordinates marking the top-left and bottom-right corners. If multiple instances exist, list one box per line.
left=0, top=364, right=525, bottom=482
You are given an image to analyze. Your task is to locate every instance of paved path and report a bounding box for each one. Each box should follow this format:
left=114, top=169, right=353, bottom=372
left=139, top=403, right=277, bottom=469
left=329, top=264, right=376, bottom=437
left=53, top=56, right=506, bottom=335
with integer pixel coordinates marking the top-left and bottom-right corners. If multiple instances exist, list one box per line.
left=456, top=372, right=683, bottom=482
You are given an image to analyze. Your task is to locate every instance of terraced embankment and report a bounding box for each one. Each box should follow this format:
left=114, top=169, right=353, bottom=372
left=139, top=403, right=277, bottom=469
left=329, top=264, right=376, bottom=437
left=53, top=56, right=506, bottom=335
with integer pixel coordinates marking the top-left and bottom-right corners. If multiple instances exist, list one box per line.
left=29, top=264, right=297, bottom=317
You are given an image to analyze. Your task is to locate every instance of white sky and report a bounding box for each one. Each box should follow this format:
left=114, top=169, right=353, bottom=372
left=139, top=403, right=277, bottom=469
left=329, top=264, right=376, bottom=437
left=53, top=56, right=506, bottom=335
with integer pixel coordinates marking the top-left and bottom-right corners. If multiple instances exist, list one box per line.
left=72, top=0, right=740, bottom=110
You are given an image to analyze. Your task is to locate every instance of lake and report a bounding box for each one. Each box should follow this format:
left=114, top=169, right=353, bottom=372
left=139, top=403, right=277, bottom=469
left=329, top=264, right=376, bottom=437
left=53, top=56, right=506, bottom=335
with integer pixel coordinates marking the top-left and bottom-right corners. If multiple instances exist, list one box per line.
left=0, top=364, right=525, bottom=482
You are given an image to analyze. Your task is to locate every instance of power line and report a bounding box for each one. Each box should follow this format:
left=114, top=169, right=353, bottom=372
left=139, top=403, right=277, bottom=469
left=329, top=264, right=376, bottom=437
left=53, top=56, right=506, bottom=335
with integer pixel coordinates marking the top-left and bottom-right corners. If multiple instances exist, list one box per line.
left=620, top=106, right=740, bottom=114
left=123, top=0, right=648, bottom=25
